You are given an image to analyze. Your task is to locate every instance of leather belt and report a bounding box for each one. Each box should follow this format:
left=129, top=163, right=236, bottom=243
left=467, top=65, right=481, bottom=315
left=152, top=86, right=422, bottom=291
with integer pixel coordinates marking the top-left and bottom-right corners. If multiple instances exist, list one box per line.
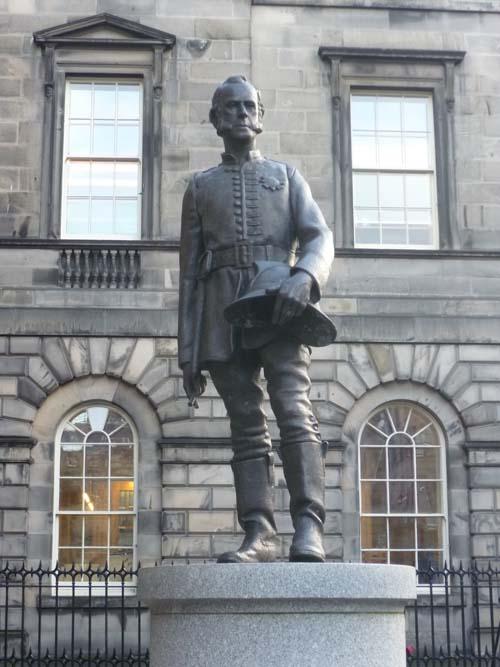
left=198, top=243, right=290, bottom=278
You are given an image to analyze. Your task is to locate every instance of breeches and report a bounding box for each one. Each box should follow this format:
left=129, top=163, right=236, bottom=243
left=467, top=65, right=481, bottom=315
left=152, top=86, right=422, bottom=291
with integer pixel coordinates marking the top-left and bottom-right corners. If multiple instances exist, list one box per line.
left=207, top=338, right=322, bottom=462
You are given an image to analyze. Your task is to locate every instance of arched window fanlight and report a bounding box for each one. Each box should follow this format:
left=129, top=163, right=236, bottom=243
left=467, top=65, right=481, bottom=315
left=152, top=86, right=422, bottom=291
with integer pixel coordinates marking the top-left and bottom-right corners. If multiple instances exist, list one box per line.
left=54, top=404, right=137, bottom=574
left=358, top=401, right=448, bottom=570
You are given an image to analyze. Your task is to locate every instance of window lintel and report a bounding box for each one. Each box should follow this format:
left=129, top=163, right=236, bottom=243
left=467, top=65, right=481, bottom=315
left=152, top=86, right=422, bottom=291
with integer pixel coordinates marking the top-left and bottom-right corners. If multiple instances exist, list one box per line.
left=318, top=46, right=465, bottom=65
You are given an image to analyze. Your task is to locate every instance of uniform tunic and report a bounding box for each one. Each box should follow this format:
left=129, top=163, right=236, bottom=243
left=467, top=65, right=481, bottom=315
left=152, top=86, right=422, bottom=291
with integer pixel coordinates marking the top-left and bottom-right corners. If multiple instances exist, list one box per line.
left=178, top=150, right=334, bottom=370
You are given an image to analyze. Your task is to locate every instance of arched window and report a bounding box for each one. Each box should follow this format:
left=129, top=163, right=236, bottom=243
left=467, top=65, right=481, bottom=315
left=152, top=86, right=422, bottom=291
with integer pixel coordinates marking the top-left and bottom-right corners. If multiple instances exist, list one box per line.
left=358, top=401, right=448, bottom=570
left=54, top=404, right=137, bottom=572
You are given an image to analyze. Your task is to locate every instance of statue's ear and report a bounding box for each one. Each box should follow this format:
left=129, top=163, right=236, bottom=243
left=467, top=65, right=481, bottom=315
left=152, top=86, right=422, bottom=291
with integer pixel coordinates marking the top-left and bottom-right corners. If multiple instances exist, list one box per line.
left=209, top=107, right=218, bottom=129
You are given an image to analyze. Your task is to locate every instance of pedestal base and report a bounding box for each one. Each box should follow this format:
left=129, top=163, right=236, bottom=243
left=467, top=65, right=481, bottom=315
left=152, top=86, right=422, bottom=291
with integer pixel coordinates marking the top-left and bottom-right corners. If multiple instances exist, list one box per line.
left=138, top=562, right=416, bottom=667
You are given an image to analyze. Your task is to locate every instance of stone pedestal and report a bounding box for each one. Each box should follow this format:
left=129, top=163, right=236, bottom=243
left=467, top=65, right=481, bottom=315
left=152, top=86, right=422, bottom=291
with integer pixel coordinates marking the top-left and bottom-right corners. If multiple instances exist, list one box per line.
left=139, top=562, right=415, bottom=667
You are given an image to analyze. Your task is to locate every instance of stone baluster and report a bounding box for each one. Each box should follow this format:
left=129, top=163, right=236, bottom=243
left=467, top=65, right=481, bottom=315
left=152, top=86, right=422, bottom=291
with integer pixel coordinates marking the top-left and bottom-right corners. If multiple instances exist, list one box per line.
left=109, top=249, right=118, bottom=288
left=82, top=249, right=91, bottom=288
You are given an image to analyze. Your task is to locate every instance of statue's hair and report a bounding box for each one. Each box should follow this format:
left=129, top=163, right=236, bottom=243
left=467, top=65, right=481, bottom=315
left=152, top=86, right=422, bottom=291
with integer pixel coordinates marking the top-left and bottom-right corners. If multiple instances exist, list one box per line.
left=209, top=75, right=265, bottom=127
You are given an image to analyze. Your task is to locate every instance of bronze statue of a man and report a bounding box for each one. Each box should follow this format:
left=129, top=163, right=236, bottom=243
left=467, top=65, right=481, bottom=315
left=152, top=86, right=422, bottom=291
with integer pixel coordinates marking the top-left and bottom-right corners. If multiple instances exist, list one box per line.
left=178, top=76, right=334, bottom=563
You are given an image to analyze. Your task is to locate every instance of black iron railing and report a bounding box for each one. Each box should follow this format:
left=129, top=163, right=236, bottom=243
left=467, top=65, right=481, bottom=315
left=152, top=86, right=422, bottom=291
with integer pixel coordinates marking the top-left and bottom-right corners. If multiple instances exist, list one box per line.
left=407, top=562, right=500, bottom=666
left=0, top=562, right=148, bottom=665
left=3, top=561, right=500, bottom=665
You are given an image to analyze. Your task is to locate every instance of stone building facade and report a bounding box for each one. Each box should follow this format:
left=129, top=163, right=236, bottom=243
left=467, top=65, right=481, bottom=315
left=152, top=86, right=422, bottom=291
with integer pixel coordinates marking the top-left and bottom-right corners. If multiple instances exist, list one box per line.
left=1, top=0, right=500, bottom=584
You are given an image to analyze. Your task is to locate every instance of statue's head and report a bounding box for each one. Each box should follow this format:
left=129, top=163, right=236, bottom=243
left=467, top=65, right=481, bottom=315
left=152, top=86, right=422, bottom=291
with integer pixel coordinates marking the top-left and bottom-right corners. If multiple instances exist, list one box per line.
left=209, top=75, right=264, bottom=140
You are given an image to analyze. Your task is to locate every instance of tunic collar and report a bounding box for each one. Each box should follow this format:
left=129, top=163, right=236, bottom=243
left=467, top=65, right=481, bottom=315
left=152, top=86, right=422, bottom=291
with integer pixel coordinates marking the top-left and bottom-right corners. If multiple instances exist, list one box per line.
left=221, top=150, right=262, bottom=165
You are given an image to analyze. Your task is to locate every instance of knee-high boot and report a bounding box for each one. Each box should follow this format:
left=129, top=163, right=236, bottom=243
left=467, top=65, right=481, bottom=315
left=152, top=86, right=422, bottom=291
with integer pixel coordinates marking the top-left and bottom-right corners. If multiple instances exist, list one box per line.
left=217, top=453, right=279, bottom=563
left=281, top=441, right=327, bottom=562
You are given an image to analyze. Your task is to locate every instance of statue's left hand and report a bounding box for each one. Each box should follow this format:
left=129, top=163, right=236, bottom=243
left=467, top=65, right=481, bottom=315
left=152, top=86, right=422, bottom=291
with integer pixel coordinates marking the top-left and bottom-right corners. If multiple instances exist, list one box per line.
left=271, top=270, right=313, bottom=326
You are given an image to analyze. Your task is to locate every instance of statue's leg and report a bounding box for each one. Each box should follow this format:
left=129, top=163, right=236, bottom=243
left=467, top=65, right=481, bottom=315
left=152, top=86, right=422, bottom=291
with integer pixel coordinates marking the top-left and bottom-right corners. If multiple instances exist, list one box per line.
left=261, top=339, right=326, bottom=563
left=207, top=354, right=278, bottom=563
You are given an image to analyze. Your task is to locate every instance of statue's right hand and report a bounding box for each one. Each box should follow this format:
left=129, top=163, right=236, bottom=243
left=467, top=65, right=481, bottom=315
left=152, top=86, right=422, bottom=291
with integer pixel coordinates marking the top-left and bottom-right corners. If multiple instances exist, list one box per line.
left=182, top=363, right=207, bottom=409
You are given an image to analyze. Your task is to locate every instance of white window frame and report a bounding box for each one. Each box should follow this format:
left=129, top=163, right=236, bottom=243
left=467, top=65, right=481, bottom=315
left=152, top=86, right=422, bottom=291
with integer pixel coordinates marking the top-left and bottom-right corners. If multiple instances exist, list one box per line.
left=358, top=401, right=449, bottom=578
left=52, top=402, right=138, bottom=596
left=350, top=90, right=439, bottom=251
left=60, top=79, right=143, bottom=241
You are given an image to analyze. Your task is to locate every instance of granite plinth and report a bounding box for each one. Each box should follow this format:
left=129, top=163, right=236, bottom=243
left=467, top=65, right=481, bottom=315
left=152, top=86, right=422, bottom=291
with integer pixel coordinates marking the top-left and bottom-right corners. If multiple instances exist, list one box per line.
left=138, top=562, right=416, bottom=667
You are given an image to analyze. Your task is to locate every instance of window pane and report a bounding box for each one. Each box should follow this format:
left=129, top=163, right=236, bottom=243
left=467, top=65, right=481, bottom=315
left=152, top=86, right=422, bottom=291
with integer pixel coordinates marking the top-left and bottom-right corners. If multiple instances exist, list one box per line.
left=405, top=174, right=431, bottom=208
left=110, top=515, right=134, bottom=546
left=388, top=432, right=413, bottom=446
left=352, top=133, right=377, bottom=168
left=377, top=97, right=401, bottom=132
left=403, top=98, right=428, bottom=132
left=353, top=173, right=378, bottom=207
left=360, top=448, right=386, bottom=479
left=370, top=410, right=393, bottom=436
left=413, top=424, right=439, bottom=446
left=85, top=444, right=109, bottom=477
left=60, top=479, right=83, bottom=511
left=378, top=135, right=403, bottom=169
left=389, top=481, right=415, bottom=513
left=361, top=516, right=386, bottom=549
left=115, top=200, right=139, bottom=236
left=390, top=405, right=410, bottom=432
left=116, top=124, right=140, bottom=157
left=407, top=209, right=432, bottom=225
left=69, top=123, right=91, bottom=155
left=94, top=84, right=116, bottom=119
left=355, top=224, right=380, bottom=245
left=115, top=163, right=139, bottom=197
left=111, top=481, right=134, bottom=510
left=118, top=84, right=141, bottom=119
left=66, top=199, right=89, bottom=236
left=362, top=551, right=387, bottom=564
left=86, top=431, right=109, bottom=444
left=417, top=517, right=443, bottom=549
left=69, top=84, right=92, bottom=119
left=93, top=123, right=115, bottom=155
left=408, top=226, right=432, bottom=246
left=58, top=547, right=82, bottom=570
left=417, top=481, right=441, bottom=513
left=381, top=226, right=406, bottom=245
left=90, top=199, right=114, bottom=235
left=84, top=548, right=107, bottom=568
left=68, top=162, right=90, bottom=196
left=61, top=423, right=85, bottom=443
left=109, top=424, right=134, bottom=444
left=59, top=515, right=83, bottom=547
left=405, top=135, right=430, bottom=169
left=91, top=162, right=114, bottom=197
left=417, top=550, right=443, bottom=573
left=85, top=515, right=108, bottom=547
left=110, top=548, right=133, bottom=571
left=87, top=406, right=109, bottom=432
left=111, top=445, right=134, bottom=477
left=388, top=448, right=414, bottom=479
left=104, top=411, right=127, bottom=434
left=379, top=174, right=404, bottom=208
left=351, top=96, right=375, bottom=131
left=60, top=445, right=83, bottom=477
left=361, top=481, right=387, bottom=513
left=362, top=424, right=387, bottom=447
left=390, top=551, right=415, bottom=567
left=416, top=448, right=440, bottom=479
left=85, top=479, right=108, bottom=511
left=389, top=517, right=415, bottom=549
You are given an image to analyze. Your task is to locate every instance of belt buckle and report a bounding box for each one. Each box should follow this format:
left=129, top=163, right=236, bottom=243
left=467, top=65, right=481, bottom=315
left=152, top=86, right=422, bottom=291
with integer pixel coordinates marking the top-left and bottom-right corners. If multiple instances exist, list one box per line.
left=236, top=243, right=252, bottom=267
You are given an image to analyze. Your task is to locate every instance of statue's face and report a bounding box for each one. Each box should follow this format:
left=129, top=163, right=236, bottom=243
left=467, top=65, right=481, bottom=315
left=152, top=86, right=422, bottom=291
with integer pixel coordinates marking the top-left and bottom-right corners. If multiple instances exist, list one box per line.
left=215, top=82, right=262, bottom=140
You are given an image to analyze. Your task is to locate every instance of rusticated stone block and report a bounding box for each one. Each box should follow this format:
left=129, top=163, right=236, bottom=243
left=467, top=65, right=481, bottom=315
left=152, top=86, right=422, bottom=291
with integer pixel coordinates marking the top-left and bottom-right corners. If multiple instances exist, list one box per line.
left=188, top=464, right=233, bottom=486
left=163, top=487, right=211, bottom=510
left=162, top=511, right=186, bottom=533
left=161, top=535, right=211, bottom=559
